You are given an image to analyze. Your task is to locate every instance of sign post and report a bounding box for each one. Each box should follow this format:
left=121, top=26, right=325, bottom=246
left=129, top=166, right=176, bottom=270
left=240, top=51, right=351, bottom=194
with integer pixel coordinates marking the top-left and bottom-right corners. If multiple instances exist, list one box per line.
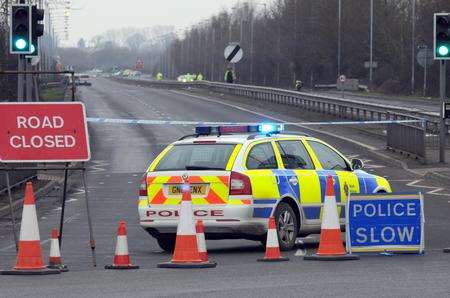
left=0, top=102, right=96, bottom=266
left=346, top=193, right=424, bottom=254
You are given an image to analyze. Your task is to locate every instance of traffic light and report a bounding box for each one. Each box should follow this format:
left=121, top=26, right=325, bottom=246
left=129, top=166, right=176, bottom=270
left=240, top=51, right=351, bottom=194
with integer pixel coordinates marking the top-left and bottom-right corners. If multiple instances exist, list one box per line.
left=30, top=5, right=45, bottom=56
left=434, top=13, right=450, bottom=60
left=10, top=4, right=32, bottom=54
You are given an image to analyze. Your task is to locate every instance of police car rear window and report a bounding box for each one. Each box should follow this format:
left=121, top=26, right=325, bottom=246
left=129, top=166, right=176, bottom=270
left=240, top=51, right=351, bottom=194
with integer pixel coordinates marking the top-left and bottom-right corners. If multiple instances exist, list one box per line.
left=154, top=144, right=236, bottom=171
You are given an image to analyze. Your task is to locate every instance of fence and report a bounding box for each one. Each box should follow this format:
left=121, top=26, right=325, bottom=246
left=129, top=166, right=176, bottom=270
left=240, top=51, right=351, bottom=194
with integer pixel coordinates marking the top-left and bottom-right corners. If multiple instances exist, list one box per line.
left=387, top=123, right=426, bottom=163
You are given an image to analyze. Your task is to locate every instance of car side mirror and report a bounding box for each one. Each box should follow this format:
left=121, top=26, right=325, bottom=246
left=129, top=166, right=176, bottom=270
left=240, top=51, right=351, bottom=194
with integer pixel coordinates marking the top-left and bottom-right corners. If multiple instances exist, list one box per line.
left=351, top=158, right=364, bottom=170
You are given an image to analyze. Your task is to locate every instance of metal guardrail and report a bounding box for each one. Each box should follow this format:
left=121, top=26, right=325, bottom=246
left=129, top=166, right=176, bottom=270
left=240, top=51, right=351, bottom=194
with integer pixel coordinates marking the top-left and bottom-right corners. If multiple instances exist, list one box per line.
left=387, top=123, right=426, bottom=163
left=114, top=77, right=440, bottom=132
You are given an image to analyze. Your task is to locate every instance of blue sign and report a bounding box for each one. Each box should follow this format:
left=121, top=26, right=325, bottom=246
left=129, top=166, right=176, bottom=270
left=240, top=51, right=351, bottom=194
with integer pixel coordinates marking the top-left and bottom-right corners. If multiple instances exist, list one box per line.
left=346, top=193, right=424, bottom=253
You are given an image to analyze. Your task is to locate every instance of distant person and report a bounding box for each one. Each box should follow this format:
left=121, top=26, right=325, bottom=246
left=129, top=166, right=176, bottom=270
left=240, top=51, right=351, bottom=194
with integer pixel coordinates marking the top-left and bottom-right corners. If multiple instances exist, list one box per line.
left=295, top=80, right=303, bottom=91
left=224, top=68, right=234, bottom=84
left=197, top=73, right=204, bottom=81
left=156, top=72, right=163, bottom=81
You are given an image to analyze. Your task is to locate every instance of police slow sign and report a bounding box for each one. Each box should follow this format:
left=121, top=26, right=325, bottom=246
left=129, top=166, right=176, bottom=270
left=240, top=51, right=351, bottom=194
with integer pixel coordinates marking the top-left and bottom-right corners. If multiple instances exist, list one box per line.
left=346, top=193, right=424, bottom=253
left=0, top=102, right=90, bottom=163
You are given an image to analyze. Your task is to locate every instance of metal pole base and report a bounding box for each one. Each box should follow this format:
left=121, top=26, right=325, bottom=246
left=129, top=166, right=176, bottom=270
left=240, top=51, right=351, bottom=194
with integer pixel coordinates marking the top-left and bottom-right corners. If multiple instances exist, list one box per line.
left=157, top=261, right=217, bottom=269
left=303, top=254, right=359, bottom=261
left=105, top=264, right=140, bottom=270
left=257, top=257, right=289, bottom=262
left=1, top=268, right=60, bottom=275
left=47, top=264, right=69, bottom=272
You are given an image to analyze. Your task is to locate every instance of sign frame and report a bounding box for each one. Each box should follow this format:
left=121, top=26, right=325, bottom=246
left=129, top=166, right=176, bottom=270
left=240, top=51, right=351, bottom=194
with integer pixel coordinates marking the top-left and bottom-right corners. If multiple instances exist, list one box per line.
left=0, top=101, right=91, bottom=163
left=345, top=193, right=425, bottom=254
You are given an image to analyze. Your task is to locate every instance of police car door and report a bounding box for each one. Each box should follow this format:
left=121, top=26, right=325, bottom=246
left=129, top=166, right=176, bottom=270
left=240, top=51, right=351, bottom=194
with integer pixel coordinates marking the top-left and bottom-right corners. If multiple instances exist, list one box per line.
left=306, top=140, right=359, bottom=215
left=275, top=140, right=322, bottom=221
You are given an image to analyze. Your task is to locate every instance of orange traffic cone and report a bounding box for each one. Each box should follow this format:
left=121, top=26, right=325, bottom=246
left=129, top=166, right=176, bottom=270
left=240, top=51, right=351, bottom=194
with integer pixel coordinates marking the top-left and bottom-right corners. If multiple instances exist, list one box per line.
left=196, top=220, right=215, bottom=263
left=258, top=217, right=289, bottom=262
left=304, top=175, right=359, bottom=261
left=158, top=182, right=217, bottom=268
left=105, top=220, right=139, bottom=269
left=1, top=182, right=60, bottom=275
left=47, top=229, right=68, bottom=272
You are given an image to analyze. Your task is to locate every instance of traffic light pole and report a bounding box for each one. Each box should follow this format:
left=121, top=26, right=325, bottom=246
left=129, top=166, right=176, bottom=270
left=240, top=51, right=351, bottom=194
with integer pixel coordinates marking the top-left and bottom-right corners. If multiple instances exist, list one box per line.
left=26, top=59, right=32, bottom=102
left=17, top=55, right=25, bottom=102
left=439, top=60, right=447, bottom=163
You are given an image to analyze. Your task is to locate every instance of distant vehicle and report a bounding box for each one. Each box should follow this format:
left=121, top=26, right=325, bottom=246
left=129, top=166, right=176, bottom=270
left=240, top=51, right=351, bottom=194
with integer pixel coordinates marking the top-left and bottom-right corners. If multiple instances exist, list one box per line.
left=138, top=124, right=392, bottom=252
left=74, top=74, right=92, bottom=86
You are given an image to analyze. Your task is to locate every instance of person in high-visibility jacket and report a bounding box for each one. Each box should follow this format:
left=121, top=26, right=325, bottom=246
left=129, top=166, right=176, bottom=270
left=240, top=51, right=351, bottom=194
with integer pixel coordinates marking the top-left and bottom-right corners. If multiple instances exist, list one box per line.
left=224, top=68, right=234, bottom=84
left=156, top=72, right=163, bottom=81
left=295, top=80, right=303, bottom=91
left=197, top=73, right=204, bottom=81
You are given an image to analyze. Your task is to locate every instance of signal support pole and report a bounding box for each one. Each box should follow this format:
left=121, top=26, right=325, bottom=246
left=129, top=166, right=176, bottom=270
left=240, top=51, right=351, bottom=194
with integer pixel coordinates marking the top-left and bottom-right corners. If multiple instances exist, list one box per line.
left=17, top=56, right=25, bottom=102
left=439, top=60, right=447, bottom=163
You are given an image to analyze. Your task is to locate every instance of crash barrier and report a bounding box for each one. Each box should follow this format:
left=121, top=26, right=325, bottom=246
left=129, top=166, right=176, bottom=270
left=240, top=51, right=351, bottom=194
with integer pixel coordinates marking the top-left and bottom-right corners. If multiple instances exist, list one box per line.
left=115, top=77, right=438, bottom=130
left=86, top=117, right=423, bottom=126
left=387, top=123, right=426, bottom=163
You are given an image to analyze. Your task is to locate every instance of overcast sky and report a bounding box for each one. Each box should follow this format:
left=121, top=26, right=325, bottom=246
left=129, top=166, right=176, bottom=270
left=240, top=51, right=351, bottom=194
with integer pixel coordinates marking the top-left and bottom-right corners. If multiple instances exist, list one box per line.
left=62, top=0, right=244, bottom=46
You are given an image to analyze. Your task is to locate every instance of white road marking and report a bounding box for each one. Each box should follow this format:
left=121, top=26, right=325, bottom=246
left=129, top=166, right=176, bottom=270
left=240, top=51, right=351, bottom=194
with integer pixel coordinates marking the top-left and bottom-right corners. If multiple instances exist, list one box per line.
left=405, top=179, right=450, bottom=197
left=294, top=248, right=306, bottom=257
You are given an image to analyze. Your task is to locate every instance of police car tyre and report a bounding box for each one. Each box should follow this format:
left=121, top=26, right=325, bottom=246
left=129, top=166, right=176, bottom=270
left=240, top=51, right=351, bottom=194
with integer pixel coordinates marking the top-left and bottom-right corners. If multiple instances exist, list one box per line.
left=156, top=234, right=176, bottom=252
left=274, top=202, right=298, bottom=251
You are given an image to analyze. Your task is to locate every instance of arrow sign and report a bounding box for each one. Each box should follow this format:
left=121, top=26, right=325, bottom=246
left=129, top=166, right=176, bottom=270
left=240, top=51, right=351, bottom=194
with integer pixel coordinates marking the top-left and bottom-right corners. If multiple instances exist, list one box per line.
left=224, top=43, right=243, bottom=64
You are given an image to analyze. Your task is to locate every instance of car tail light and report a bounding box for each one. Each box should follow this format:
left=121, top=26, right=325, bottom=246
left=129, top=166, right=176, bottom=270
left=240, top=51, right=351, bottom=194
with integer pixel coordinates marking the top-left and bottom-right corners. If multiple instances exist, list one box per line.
left=139, top=174, right=148, bottom=197
left=229, top=171, right=252, bottom=195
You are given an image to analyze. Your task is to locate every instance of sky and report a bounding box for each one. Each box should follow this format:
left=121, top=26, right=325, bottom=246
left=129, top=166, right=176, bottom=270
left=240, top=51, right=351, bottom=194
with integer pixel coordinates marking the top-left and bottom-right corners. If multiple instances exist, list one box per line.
left=61, top=0, right=243, bottom=46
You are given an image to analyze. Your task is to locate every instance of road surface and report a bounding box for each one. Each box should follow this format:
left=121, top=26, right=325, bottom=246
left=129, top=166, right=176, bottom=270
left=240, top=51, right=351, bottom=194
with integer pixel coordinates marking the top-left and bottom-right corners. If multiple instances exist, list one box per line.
left=1, top=78, right=450, bottom=297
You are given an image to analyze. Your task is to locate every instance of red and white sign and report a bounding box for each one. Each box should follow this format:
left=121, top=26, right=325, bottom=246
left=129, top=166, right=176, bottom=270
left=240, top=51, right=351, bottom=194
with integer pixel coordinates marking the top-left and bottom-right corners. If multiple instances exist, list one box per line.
left=0, top=102, right=91, bottom=163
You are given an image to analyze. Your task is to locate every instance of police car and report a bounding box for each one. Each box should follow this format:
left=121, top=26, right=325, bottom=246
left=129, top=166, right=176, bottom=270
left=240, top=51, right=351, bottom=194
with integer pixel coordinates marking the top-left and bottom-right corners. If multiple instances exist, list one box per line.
left=138, top=124, right=392, bottom=251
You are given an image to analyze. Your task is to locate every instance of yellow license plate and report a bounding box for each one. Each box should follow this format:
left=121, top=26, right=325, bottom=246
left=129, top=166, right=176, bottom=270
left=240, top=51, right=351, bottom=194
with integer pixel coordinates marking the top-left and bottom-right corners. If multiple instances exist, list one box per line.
left=167, top=184, right=207, bottom=195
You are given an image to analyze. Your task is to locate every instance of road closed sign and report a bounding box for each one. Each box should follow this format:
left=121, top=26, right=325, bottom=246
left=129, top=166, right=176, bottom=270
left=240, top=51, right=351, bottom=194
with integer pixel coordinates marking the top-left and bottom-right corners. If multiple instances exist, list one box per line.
left=0, top=102, right=90, bottom=163
left=346, top=193, right=424, bottom=253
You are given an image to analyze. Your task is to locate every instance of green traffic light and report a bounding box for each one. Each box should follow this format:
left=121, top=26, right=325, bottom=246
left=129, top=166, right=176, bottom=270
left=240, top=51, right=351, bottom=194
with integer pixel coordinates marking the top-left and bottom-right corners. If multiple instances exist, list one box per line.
left=30, top=44, right=35, bottom=53
left=15, top=38, right=27, bottom=50
left=438, top=45, right=450, bottom=56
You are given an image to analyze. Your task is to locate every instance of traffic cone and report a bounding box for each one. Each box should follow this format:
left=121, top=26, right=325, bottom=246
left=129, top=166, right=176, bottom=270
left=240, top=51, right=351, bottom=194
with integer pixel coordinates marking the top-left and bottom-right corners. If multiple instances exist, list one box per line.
left=1, top=182, right=60, bottom=275
left=196, top=220, right=215, bottom=263
left=258, top=217, right=289, bottom=262
left=158, top=183, right=217, bottom=268
left=105, top=220, right=139, bottom=269
left=304, top=176, right=359, bottom=261
left=47, top=229, right=68, bottom=272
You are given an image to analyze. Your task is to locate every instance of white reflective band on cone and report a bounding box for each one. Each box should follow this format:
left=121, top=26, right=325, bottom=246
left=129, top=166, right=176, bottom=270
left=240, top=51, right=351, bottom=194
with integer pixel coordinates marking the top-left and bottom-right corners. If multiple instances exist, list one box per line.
left=177, top=201, right=196, bottom=236
left=19, top=205, right=40, bottom=241
left=49, top=238, right=60, bottom=258
left=115, top=235, right=129, bottom=255
left=321, top=195, right=340, bottom=229
left=266, top=228, right=279, bottom=248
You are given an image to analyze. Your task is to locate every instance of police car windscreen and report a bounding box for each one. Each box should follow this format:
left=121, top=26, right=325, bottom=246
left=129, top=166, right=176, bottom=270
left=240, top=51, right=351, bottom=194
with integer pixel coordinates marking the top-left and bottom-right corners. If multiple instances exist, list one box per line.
left=155, top=144, right=236, bottom=171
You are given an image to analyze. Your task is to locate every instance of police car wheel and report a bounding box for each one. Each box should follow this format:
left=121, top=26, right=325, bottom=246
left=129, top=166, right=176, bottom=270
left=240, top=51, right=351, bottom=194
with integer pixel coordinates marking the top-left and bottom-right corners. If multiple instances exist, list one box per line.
left=274, top=202, right=298, bottom=251
left=156, top=234, right=176, bottom=252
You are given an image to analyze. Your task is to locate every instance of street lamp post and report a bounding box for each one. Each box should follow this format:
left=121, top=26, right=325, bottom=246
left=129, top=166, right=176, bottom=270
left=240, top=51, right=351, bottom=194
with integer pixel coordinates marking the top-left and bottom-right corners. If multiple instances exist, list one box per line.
left=338, top=0, right=342, bottom=76
left=411, top=0, right=416, bottom=95
left=369, top=0, right=374, bottom=85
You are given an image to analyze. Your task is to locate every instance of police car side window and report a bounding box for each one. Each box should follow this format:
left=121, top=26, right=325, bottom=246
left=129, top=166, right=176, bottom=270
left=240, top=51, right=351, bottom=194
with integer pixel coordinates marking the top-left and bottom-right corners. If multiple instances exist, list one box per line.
left=246, top=143, right=278, bottom=169
left=277, top=141, right=314, bottom=169
left=308, top=141, right=349, bottom=171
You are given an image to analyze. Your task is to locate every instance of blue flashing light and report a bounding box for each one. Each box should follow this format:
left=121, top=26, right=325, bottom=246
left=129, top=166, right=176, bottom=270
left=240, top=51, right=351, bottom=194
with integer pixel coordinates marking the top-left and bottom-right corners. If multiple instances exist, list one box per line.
left=258, top=123, right=284, bottom=134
